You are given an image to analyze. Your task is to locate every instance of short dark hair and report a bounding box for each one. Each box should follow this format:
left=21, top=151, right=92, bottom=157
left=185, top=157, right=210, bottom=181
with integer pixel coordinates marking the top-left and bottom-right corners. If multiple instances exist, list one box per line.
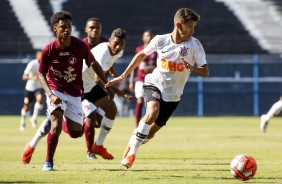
left=111, top=28, right=126, bottom=39
left=86, top=17, right=101, bottom=25
left=51, top=11, right=72, bottom=26
left=174, top=8, right=200, bottom=23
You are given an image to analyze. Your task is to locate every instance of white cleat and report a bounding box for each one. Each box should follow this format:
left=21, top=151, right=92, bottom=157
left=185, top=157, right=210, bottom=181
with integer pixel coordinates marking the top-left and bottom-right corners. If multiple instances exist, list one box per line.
left=260, top=114, right=269, bottom=133
left=19, top=126, right=25, bottom=131
left=86, top=152, right=97, bottom=159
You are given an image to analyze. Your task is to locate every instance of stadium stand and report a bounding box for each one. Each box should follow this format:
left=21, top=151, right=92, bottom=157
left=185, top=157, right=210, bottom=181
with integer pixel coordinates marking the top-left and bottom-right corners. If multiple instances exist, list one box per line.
left=0, top=0, right=268, bottom=57
left=62, top=0, right=266, bottom=55
left=0, top=0, right=34, bottom=56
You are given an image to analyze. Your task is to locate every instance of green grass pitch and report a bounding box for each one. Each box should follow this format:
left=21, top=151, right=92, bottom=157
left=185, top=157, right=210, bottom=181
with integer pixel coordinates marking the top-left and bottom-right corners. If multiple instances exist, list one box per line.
left=0, top=116, right=282, bottom=183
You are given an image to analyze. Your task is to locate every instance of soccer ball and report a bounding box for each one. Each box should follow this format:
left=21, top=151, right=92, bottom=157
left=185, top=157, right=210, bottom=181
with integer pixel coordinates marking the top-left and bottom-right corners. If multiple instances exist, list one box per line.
left=230, top=154, right=257, bottom=181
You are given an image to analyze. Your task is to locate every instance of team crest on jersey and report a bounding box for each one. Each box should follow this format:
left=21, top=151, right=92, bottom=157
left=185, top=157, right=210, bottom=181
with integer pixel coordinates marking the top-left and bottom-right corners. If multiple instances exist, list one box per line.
left=179, top=46, right=189, bottom=57
left=152, top=91, right=160, bottom=99
left=68, top=57, right=77, bottom=65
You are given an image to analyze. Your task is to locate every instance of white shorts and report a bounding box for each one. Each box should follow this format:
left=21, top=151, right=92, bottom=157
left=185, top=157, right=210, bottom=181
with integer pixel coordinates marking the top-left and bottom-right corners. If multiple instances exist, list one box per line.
left=82, top=99, right=105, bottom=117
left=46, top=90, right=84, bottom=125
left=134, top=81, right=144, bottom=98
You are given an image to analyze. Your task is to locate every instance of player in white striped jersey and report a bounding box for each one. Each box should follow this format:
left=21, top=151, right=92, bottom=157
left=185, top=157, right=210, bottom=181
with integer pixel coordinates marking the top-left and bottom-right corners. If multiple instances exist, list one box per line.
left=20, top=50, right=44, bottom=131
left=106, top=7, right=209, bottom=169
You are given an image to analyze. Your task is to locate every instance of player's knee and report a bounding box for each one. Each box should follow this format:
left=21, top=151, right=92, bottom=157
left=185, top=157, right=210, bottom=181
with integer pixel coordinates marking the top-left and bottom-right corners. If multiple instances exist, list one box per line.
left=145, top=111, right=159, bottom=122
left=50, top=127, right=61, bottom=137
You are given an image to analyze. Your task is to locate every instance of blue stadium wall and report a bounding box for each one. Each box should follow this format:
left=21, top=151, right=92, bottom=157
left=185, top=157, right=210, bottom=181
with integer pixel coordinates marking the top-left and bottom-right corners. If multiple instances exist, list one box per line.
left=1, top=54, right=281, bottom=116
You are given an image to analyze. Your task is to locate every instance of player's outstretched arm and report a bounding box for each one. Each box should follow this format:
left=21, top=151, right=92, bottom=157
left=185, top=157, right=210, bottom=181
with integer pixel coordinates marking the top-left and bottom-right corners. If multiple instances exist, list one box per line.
left=182, top=60, right=209, bottom=78
left=111, top=86, right=137, bottom=100
left=106, top=51, right=147, bottom=87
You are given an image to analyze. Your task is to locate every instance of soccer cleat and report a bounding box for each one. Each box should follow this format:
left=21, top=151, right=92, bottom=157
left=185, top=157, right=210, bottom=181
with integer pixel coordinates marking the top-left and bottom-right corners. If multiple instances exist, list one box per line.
left=31, top=118, right=37, bottom=128
left=122, top=145, right=131, bottom=159
left=121, top=154, right=135, bottom=169
left=260, top=114, right=269, bottom=133
left=19, top=125, right=25, bottom=131
left=21, top=143, right=35, bottom=164
left=86, top=152, right=97, bottom=159
left=42, top=162, right=53, bottom=171
left=92, top=143, right=114, bottom=160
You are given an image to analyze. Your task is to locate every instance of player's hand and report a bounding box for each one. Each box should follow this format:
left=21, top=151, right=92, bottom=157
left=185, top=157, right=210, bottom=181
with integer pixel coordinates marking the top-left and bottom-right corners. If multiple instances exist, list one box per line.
left=105, top=87, right=115, bottom=100
left=105, top=76, right=123, bottom=87
left=181, top=59, right=192, bottom=72
left=123, top=94, right=137, bottom=101
left=50, top=94, right=62, bottom=105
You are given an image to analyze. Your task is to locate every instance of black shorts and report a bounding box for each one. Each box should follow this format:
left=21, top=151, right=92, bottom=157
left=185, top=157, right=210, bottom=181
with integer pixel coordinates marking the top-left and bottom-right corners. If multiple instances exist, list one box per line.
left=143, top=85, right=179, bottom=127
left=82, top=84, right=107, bottom=104
left=24, top=89, right=44, bottom=104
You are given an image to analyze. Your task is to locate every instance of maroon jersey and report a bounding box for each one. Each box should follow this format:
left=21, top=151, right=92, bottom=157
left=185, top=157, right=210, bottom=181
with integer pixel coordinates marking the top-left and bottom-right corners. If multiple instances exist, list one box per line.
left=82, top=36, right=108, bottom=49
left=135, top=45, right=157, bottom=82
left=39, top=36, right=94, bottom=97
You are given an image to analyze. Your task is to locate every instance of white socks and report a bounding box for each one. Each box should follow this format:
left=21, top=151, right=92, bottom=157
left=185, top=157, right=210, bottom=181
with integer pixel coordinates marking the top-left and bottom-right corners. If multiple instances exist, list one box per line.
left=20, top=108, right=26, bottom=127
left=265, top=100, right=282, bottom=121
left=128, top=121, right=150, bottom=155
left=95, top=117, right=114, bottom=146
left=29, top=118, right=51, bottom=148
left=32, top=102, right=43, bottom=121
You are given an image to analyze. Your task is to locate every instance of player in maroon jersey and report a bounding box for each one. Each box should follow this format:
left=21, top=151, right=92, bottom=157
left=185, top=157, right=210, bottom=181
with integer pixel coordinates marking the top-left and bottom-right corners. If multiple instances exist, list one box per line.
left=129, top=30, right=157, bottom=127
left=34, top=11, right=110, bottom=171
left=82, top=17, right=108, bottom=49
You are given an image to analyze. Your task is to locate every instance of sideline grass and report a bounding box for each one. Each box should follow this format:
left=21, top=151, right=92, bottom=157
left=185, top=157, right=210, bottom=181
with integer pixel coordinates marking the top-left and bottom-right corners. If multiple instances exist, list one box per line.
left=0, top=116, right=282, bottom=183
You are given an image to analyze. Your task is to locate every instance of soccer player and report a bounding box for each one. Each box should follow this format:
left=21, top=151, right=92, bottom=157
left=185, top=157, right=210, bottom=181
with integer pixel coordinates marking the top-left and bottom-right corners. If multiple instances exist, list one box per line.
left=260, top=96, right=282, bottom=133
left=129, top=29, right=157, bottom=127
left=83, top=17, right=108, bottom=49
left=106, top=8, right=209, bottom=169
left=23, top=11, right=109, bottom=171
left=19, top=50, right=44, bottom=130
left=21, top=26, right=133, bottom=165
left=84, top=28, right=135, bottom=159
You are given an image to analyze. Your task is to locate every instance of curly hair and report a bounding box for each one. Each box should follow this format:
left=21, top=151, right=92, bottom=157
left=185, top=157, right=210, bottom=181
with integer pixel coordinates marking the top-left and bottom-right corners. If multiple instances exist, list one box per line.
left=51, top=11, right=72, bottom=26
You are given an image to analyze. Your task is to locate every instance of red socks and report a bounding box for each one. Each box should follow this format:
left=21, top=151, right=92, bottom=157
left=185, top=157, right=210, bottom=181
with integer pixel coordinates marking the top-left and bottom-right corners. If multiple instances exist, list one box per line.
left=84, top=124, right=95, bottom=153
left=46, top=133, right=58, bottom=163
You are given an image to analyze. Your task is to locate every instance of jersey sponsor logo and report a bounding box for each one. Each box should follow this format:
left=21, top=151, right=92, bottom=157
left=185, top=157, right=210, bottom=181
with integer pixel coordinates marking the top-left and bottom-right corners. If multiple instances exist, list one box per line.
left=161, top=59, right=185, bottom=72
left=63, top=66, right=77, bottom=83
left=152, top=91, right=160, bottom=99
left=179, top=46, right=189, bottom=57
left=52, top=60, right=59, bottom=63
left=52, top=66, right=77, bottom=83
left=59, top=52, right=70, bottom=56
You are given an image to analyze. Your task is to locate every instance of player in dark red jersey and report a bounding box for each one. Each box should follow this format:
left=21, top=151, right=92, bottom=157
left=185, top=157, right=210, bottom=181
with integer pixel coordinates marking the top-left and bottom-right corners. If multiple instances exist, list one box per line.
left=82, top=17, right=108, bottom=49
left=31, top=11, right=110, bottom=171
left=129, top=30, right=157, bottom=127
